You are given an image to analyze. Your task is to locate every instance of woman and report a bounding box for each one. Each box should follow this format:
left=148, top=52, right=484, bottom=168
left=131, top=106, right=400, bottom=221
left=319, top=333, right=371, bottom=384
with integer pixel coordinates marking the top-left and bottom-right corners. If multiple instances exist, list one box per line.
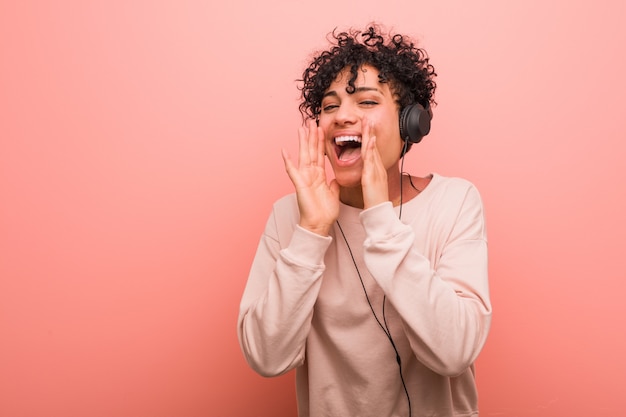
left=238, top=24, right=492, bottom=417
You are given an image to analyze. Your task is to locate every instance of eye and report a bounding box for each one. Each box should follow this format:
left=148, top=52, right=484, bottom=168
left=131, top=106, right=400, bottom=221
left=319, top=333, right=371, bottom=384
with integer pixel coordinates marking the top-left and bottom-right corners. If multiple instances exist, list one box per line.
left=322, top=104, right=339, bottom=112
left=360, top=100, right=378, bottom=106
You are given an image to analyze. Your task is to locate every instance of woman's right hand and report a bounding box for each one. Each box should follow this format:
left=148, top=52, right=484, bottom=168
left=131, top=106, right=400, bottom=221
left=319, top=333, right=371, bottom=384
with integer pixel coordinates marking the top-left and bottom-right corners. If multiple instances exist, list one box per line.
left=282, top=119, right=340, bottom=236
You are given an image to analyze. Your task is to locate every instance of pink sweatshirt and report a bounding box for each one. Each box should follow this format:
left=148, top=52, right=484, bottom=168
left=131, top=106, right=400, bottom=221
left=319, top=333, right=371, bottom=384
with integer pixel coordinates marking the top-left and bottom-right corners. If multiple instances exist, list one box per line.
left=238, top=174, right=492, bottom=417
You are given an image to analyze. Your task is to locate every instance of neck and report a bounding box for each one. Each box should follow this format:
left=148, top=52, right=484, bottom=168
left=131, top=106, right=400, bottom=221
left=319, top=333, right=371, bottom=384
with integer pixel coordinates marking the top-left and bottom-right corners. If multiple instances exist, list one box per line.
left=339, top=186, right=364, bottom=209
left=339, top=167, right=405, bottom=209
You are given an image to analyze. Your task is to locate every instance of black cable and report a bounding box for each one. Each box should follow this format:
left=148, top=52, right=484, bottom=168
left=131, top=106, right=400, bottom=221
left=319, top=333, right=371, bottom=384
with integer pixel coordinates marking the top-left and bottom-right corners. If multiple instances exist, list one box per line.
left=336, top=221, right=391, bottom=339
left=332, top=138, right=415, bottom=416
left=336, top=218, right=412, bottom=416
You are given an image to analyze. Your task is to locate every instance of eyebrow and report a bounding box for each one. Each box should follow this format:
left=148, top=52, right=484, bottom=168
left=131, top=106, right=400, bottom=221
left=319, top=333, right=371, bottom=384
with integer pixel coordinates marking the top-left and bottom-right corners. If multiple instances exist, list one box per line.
left=322, top=86, right=381, bottom=98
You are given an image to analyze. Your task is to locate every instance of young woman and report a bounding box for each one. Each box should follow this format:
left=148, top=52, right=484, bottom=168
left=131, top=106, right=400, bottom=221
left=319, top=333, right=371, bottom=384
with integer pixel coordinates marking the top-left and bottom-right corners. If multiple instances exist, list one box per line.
left=238, top=24, right=492, bottom=417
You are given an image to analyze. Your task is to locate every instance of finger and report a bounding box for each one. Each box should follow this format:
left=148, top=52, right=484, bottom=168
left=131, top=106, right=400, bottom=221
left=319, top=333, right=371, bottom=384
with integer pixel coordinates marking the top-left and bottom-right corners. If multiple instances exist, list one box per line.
left=283, top=147, right=308, bottom=189
left=361, top=117, right=369, bottom=160
left=365, top=135, right=378, bottom=166
left=298, top=125, right=311, bottom=167
left=282, top=148, right=296, bottom=180
left=361, top=119, right=385, bottom=180
left=307, top=119, right=319, bottom=165
left=316, top=125, right=326, bottom=167
left=329, top=178, right=340, bottom=199
left=361, top=117, right=375, bottom=161
left=367, top=135, right=387, bottom=181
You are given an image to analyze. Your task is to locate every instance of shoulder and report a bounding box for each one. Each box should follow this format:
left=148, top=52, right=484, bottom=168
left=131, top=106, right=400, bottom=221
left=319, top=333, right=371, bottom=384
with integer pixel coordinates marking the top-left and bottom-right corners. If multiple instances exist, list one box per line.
left=271, top=193, right=299, bottom=218
left=431, top=173, right=478, bottom=193
left=428, top=174, right=487, bottom=239
left=408, top=174, right=485, bottom=233
left=263, top=193, right=300, bottom=245
left=427, top=174, right=483, bottom=206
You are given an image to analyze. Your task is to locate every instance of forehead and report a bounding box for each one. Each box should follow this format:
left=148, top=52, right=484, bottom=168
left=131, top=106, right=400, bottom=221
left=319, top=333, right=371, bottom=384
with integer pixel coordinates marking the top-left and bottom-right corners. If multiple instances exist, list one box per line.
left=328, top=64, right=390, bottom=93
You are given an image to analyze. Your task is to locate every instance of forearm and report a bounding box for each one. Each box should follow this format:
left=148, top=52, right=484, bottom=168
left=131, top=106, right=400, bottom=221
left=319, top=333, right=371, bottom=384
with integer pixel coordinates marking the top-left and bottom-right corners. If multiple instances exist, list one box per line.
left=361, top=201, right=491, bottom=376
left=373, top=240, right=490, bottom=376
left=238, top=225, right=331, bottom=376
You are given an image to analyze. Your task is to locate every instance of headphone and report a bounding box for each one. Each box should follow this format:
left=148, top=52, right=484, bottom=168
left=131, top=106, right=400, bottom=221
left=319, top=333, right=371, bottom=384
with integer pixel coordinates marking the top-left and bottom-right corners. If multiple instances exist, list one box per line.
left=399, top=103, right=432, bottom=144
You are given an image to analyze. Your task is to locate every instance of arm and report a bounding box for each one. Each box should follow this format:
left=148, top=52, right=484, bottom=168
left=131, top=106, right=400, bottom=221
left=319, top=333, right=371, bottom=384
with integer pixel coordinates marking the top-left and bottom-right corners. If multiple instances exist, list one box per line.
left=361, top=183, right=491, bottom=377
left=239, top=120, right=342, bottom=376
left=237, top=202, right=332, bottom=377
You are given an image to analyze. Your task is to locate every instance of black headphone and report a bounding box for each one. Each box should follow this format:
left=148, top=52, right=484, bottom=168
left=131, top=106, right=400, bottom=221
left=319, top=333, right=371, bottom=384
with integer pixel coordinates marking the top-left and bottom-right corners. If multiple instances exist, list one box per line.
left=399, top=103, right=432, bottom=144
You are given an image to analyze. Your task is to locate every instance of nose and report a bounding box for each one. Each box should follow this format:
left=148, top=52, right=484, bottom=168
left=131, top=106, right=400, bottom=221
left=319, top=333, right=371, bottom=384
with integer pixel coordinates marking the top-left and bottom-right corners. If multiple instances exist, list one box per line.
left=334, top=102, right=359, bottom=125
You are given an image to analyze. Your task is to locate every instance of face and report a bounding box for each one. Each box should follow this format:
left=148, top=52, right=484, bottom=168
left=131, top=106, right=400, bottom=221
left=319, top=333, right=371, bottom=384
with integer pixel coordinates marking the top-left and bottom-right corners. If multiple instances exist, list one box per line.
left=318, top=65, right=404, bottom=188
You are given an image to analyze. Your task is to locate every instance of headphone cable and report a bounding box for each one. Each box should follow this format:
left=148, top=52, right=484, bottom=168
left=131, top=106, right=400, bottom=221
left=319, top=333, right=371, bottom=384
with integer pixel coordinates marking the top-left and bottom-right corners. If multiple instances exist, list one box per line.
left=332, top=137, right=414, bottom=416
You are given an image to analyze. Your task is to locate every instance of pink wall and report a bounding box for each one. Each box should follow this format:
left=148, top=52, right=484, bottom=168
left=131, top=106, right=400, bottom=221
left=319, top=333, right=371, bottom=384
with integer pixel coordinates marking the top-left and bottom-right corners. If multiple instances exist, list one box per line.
left=1, top=1, right=625, bottom=416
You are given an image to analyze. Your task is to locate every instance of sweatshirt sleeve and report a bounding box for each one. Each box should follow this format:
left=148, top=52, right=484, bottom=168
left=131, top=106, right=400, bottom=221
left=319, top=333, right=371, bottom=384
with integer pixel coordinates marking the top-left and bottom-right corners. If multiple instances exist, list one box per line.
left=360, top=183, right=491, bottom=377
left=237, top=205, right=332, bottom=377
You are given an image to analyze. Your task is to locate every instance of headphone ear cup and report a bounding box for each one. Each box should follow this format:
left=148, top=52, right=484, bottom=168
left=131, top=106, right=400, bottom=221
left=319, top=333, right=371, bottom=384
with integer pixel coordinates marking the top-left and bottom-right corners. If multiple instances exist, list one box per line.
left=399, top=103, right=432, bottom=144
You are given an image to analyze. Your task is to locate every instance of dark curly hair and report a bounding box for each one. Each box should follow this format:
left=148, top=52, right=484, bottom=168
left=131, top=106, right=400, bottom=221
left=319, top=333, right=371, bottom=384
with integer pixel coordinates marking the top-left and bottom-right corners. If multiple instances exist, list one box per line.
left=298, top=24, right=437, bottom=122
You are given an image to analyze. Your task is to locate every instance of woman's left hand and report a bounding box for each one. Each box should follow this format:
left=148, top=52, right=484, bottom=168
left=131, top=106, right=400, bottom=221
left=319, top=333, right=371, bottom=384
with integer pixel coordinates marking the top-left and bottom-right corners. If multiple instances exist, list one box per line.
left=360, top=119, right=389, bottom=209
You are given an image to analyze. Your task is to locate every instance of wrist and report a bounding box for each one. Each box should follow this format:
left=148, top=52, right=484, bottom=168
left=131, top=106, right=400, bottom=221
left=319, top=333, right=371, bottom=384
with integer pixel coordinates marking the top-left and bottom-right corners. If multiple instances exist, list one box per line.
left=298, top=221, right=331, bottom=237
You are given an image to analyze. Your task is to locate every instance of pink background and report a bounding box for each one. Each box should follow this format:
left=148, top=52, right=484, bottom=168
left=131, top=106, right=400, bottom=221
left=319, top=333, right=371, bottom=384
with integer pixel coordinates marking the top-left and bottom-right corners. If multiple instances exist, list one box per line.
left=1, top=1, right=625, bottom=416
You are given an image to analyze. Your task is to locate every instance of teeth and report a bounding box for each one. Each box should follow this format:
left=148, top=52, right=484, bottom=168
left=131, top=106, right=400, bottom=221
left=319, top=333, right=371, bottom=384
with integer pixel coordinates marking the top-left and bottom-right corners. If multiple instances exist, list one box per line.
left=335, top=135, right=362, bottom=145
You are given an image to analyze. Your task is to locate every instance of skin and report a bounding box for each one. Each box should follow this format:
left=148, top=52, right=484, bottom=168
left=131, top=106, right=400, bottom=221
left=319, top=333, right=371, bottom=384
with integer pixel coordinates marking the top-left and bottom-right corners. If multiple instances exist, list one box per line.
left=282, top=65, right=428, bottom=236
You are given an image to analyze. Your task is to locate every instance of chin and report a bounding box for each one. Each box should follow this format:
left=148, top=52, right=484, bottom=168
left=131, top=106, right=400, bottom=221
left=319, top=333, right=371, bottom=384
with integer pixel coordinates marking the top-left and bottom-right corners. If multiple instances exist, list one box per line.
left=334, top=173, right=363, bottom=189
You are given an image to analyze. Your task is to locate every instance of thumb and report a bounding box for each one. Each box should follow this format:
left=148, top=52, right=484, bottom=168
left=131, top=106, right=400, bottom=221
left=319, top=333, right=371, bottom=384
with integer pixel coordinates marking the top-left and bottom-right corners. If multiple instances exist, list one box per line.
left=329, top=179, right=340, bottom=198
left=282, top=148, right=298, bottom=184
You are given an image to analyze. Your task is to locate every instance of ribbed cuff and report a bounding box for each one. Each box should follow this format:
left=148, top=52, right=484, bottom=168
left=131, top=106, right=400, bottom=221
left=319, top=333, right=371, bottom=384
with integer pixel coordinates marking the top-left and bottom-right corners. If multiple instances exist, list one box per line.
left=282, top=225, right=333, bottom=269
left=360, top=201, right=405, bottom=240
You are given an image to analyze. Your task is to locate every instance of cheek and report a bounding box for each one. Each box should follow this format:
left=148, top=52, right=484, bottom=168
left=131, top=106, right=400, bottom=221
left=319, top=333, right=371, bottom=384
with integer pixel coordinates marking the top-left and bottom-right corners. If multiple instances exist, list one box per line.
left=371, top=109, right=400, bottom=137
left=376, top=128, right=404, bottom=165
left=318, top=114, right=332, bottom=130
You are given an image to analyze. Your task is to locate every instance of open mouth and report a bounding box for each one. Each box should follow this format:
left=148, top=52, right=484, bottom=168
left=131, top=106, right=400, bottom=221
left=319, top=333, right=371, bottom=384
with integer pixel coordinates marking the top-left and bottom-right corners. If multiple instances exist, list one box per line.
left=334, top=135, right=362, bottom=161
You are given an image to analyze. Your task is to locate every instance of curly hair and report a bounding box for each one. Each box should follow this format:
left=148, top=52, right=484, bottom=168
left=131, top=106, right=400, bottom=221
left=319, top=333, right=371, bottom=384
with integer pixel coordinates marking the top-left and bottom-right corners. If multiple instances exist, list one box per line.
left=298, top=24, right=437, bottom=122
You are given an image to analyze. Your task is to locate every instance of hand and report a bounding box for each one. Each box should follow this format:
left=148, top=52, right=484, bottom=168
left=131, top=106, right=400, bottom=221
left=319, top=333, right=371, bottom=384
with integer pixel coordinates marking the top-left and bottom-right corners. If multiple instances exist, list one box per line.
left=360, top=119, right=389, bottom=209
left=282, top=119, right=340, bottom=236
